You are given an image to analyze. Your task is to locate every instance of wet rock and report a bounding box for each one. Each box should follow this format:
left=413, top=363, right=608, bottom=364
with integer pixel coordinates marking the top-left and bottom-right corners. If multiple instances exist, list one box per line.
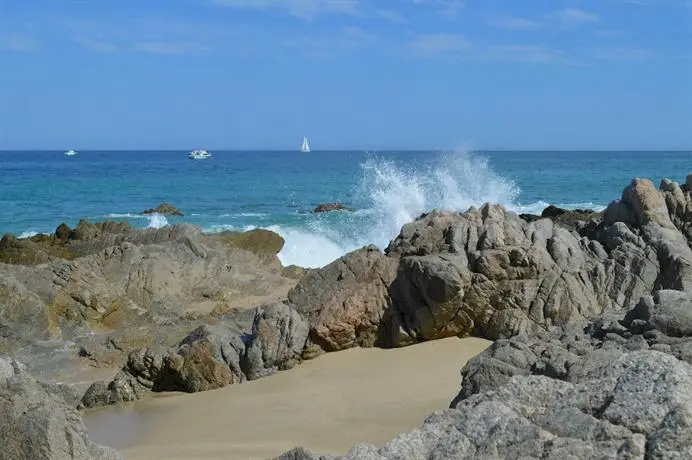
left=141, top=202, right=183, bottom=216
left=312, top=202, right=354, bottom=213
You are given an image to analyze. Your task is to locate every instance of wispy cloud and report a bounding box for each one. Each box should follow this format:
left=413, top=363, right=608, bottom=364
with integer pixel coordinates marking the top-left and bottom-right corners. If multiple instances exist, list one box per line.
left=283, top=26, right=375, bottom=59
left=0, top=34, right=38, bottom=52
left=487, top=16, right=540, bottom=30
left=134, top=41, right=208, bottom=55
left=72, top=37, right=118, bottom=53
left=482, top=45, right=572, bottom=64
left=548, top=8, right=599, bottom=27
left=592, top=47, right=652, bottom=61
left=375, top=9, right=407, bottom=23
left=209, top=0, right=360, bottom=21
left=406, top=34, right=571, bottom=64
left=406, top=34, right=471, bottom=59
left=614, top=0, right=692, bottom=6
left=412, top=0, right=465, bottom=20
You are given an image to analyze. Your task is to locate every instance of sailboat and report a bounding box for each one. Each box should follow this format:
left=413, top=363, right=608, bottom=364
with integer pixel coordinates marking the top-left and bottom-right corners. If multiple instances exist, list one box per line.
left=300, top=136, right=311, bottom=153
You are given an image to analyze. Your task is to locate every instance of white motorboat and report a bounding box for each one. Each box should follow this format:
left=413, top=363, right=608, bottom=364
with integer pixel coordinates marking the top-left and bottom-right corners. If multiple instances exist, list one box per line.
left=64, top=149, right=78, bottom=156
left=188, top=149, right=211, bottom=160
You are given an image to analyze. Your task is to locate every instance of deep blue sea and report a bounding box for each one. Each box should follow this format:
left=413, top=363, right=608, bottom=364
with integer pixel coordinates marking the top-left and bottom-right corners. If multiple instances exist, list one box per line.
left=1, top=150, right=690, bottom=267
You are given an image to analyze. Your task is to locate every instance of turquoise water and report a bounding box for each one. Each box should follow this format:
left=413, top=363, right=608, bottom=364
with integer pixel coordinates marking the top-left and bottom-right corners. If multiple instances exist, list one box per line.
left=1, top=150, right=689, bottom=267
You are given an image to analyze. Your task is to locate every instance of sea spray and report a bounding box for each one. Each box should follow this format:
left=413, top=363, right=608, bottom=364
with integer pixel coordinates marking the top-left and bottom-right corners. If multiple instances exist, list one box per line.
left=276, top=151, right=520, bottom=268
left=145, top=214, right=169, bottom=229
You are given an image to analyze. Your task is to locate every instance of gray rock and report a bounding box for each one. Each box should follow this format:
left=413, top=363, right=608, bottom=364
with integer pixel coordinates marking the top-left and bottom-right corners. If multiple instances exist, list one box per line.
left=0, top=357, right=122, bottom=460
left=242, top=301, right=309, bottom=380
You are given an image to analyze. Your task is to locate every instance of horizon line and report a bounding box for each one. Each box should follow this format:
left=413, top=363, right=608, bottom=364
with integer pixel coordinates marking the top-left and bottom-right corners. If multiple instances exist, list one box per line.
left=1, top=149, right=691, bottom=153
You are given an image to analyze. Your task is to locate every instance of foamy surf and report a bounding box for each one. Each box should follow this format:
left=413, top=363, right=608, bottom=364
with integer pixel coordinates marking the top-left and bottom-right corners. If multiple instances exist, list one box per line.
left=270, top=151, right=606, bottom=268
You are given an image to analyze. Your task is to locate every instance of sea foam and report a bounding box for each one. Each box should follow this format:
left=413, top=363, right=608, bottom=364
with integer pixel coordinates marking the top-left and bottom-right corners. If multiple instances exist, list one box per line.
left=275, top=151, right=520, bottom=268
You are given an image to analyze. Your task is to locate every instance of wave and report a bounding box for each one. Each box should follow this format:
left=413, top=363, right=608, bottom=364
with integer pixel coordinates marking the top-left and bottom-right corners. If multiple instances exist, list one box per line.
left=273, top=151, right=521, bottom=268
left=145, top=214, right=169, bottom=229
left=18, top=230, right=40, bottom=239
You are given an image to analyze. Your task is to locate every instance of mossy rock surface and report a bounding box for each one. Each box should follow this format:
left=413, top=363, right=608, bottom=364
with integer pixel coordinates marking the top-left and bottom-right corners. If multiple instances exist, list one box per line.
left=214, top=228, right=285, bottom=256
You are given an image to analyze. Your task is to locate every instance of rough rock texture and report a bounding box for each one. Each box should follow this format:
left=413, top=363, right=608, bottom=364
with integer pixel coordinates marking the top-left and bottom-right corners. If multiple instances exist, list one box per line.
left=312, top=203, right=354, bottom=213
left=288, top=245, right=398, bottom=357
left=141, top=202, right=183, bottom=216
left=289, top=176, right=692, bottom=352
left=0, top=222, right=297, bottom=383
left=275, top=175, right=692, bottom=459
left=80, top=301, right=309, bottom=407
left=0, top=357, right=122, bottom=460
left=278, top=290, right=692, bottom=460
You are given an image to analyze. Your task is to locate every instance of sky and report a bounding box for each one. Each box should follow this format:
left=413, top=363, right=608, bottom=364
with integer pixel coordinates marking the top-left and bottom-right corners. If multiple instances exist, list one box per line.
left=0, top=0, right=690, bottom=150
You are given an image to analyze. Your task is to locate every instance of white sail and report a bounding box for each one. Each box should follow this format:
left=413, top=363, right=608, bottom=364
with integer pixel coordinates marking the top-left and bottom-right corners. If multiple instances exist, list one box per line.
left=301, top=136, right=310, bottom=153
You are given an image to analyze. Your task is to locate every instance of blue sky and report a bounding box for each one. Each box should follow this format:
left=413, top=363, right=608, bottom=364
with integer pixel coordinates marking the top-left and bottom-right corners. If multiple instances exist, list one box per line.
left=0, top=0, right=690, bottom=150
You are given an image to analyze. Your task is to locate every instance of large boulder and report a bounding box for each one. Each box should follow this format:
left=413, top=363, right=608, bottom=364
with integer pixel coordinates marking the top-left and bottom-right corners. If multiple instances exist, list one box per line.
left=288, top=245, right=398, bottom=356
left=0, top=357, right=122, bottom=460
left=80, top=302, right=309, bottom=408
left=278, top=289, right=692, bottom=459
left=0, top=223, right=297, bottom=384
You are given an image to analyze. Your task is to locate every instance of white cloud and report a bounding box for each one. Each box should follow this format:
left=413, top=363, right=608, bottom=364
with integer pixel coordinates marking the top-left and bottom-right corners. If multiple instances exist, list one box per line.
left=549, top=8, right=599, bottom=27
left=412, top=0, right=464, bottom=19
left=210, top=0, right=360, bottom=21
left=72, top=37, right=118, bottom=53
left=283, top=26, right=375, bottom=59
left=593, top=47, right=652, bottom=60
left=375, top=9, right=407, bottom=23
left=134, top=41, right=207, bottom=55
left=482, top=45, right=571, bottom=63
left=487, top=16, right=540, bottom=30
left=406, top=34, right=470, bottom=58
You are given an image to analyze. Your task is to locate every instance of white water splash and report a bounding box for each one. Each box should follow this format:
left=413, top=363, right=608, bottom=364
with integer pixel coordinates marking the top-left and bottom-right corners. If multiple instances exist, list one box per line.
left=276, top=151, right=520, bottom=268
left=145, top=214, right=169, bottom=229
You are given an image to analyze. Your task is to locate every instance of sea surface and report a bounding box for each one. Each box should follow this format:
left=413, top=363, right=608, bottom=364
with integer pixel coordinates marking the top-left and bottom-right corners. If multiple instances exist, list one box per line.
left=1, top=150, right=690, bottom=268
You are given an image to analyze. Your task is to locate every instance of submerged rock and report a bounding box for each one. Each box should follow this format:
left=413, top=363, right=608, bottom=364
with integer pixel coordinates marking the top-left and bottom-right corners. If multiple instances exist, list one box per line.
left=141, top=202, right=183, bottom=216
left=312, top=202, right=354, bottom=213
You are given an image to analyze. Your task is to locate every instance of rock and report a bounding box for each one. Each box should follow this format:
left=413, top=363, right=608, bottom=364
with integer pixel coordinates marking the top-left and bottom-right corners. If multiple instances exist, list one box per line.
left=288, top=245, right=398, bottom=356
left=281, top=297, right=692, bottom=459
left=1, top=223, right=298, bottom=385
left=541, top=205, right=568, bottom=217
left=242, top=302, right=309, bottom=380
left=0, top=357, right=122, bottom=460
left=214, top=228, right=285, bottom=258
left=272, top=448, right=336, bottom=460
left=312, top=202, right=353, bottom=213
left=55, top=223, right=73, bottom=240
left=141, top=202, right=183, bottom=216
left=80, top=302, right=309, bottom=407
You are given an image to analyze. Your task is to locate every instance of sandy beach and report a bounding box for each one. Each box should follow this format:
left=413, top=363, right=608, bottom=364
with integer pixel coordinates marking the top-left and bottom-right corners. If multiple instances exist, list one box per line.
left=84, top=337, right=491, bottom=460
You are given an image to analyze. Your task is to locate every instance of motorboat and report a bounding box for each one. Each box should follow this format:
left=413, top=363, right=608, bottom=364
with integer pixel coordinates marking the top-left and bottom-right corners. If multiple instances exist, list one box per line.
left=188, top=149, right=211, bottom=160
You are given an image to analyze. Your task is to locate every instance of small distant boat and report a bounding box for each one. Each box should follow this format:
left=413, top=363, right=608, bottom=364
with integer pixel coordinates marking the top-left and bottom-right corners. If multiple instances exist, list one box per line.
left=64, top=149, right=78, bottom=156
left=300, top=136, right=311, bottom=153
left=188, top=149, right=211, bottom=160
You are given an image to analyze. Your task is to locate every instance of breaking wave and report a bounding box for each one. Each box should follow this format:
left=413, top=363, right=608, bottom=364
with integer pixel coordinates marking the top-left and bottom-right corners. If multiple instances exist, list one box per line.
left=275, top=151, right=522, bottom=268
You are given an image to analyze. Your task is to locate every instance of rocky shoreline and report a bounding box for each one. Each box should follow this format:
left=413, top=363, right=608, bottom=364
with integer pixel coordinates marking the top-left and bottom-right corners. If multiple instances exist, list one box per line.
left=1, top=175, right=691, bottom=459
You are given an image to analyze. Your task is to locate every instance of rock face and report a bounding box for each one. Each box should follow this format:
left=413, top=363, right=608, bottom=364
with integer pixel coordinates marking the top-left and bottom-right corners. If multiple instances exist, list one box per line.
left=0, top=357, right=122, bottom=460
left=276, top=290, right=692, bottom=459
left=80, top=301, right=309, bottom=408
left=312, top=203, right=353, bottom=213
left=288, top=245, right=398, bottom=357
left=291, top=177, right=692, bottom=352
left=274, top=175, right=692, bottom=459
left=141, top=202, right=183, bottom=216
left=0, top=221, right=297, bottom=384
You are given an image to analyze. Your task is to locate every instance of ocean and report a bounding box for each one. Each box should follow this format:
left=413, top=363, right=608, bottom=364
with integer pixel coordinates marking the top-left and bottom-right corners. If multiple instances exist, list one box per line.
left=1, top=150, right=689, bottom=268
